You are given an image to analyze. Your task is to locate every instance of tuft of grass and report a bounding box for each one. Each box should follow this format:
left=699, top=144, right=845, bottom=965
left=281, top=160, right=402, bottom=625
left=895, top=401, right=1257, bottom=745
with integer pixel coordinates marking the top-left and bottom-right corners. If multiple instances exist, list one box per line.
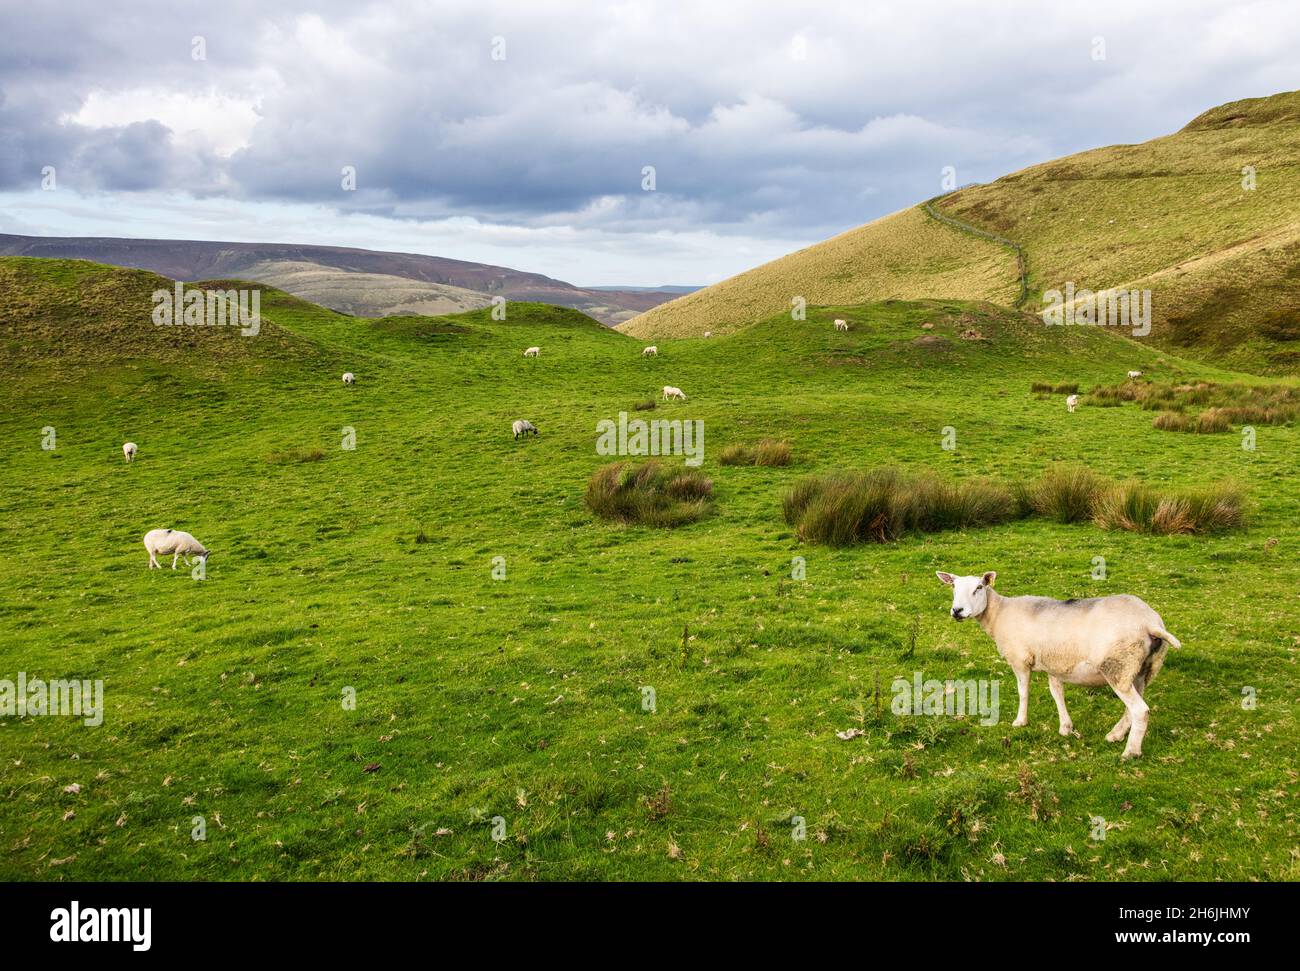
left=1031, top=381, right=1079, bottom=394
left=585, top=461, right=713, bottom=527
left=1025, top=464, right=1107, bottom=523
left=1196, top=408, right=1231, bottom=433
left=1153, top=412, right=1193, bottom=432
left=633, top=398, right=657, bottom=412
left=783, top=468, right=1018, bottom=546
left=719, top=439, right=793, bottom=466
left=1094, top=480, right=1246, bottom=534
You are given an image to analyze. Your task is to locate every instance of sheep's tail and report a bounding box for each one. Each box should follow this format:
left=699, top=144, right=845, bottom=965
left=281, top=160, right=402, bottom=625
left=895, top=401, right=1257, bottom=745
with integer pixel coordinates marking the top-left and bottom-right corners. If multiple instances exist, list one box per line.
left=1151, top=627, right=1181, bottom=650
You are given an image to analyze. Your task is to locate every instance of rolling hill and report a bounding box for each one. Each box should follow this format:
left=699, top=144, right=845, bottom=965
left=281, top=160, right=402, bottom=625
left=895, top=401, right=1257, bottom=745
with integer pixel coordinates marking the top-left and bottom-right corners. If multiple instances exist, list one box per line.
left=622, top=90, right=1300, bottom=374
left=2, top=256, right=1297, bottom=881
left=0, top=234, right=680, bottom=327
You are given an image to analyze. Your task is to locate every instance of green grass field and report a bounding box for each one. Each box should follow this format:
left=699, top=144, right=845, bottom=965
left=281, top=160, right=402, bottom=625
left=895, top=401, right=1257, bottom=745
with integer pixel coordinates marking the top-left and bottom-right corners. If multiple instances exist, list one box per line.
left=1, top=258, right=1297, bottom=881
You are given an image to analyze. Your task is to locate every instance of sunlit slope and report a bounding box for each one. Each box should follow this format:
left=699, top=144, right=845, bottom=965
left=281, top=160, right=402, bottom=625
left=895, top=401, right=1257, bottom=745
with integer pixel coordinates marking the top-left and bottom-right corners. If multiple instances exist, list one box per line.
left=625, top=91, right=1300, bottom=373
left=235, top=260, right=495, bottom=319
left=935, top=90, right=1300, bottom=373
left=616, top=207, right=1020, bottom=338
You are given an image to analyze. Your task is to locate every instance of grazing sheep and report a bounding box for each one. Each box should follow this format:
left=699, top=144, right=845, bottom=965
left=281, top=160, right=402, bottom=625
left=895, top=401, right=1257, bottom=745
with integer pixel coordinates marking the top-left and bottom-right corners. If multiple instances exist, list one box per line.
left=342, top=372, right=355, bottom=386
left=703, top=332, right=712, bottom=338
left=662, top=385, right=686, bottom=401
left=834, top=319, right=849, bottom=331
left=512, top=419, right=538, bottom=439
left=643, top=346, right=658, bottom=357
left=524, top=346, right=540, bottom=358
left=1127, top=370, right=1142, bottom=379
left=143, top=528, right=210, bottom=570
left=937, top=571, right=1180, bottom=759
left=1066, top=394, right=1079, bottom=413
left=123, top=442, right=137, bottom=463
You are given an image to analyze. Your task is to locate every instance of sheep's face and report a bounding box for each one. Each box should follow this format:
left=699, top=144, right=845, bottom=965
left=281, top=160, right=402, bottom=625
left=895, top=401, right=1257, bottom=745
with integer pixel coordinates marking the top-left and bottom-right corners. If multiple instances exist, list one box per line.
left=936, top=571, right=996, bottom=620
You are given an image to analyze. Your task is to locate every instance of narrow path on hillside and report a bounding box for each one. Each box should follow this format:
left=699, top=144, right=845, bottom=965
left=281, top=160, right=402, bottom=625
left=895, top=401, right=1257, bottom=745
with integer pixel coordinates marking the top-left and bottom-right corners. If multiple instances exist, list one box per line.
left=922, top=197, right=1030, bottom=308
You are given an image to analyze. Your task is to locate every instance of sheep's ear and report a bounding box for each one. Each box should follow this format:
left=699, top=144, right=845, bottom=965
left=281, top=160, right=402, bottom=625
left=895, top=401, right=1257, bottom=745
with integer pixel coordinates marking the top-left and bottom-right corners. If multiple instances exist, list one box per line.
left=982, top=571, right=997, bottom=587
left=936, top=572, right=956, bottom=586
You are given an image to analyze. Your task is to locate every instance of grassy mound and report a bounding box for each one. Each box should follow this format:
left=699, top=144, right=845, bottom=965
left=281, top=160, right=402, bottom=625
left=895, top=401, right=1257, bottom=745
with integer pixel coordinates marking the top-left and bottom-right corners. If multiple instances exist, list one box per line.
left=585, top=461, right=714, bottom=526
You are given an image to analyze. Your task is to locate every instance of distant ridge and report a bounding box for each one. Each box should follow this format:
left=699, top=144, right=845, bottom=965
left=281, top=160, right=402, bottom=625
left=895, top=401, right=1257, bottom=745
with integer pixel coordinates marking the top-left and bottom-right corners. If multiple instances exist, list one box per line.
left=0, top=234, right=684, bottom=327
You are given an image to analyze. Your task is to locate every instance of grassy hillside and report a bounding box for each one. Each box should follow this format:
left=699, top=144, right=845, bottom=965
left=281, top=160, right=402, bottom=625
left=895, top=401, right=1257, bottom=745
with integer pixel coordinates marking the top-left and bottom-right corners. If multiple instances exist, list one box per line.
left=618, top=207, right=1020, bottom=338
left=2, top=261, right=1297, bottom=881
left=626, top=91, right=1300, bottom=374
left=235, top=260, right=495, bottom=319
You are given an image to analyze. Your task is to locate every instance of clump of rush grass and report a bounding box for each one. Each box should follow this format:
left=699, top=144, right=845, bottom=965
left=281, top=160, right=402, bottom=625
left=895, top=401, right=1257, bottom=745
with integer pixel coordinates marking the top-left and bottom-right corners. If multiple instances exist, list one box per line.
left=1153, top=412, right=1192, bottom=432
left=782, top=468, right=1019, bottom=546
left=1030, top=381, right=1079, bottom=394
left=1195, top=408, right=1231, bottom=433
left=719, top=439, right=793, bottom=467
left=1093, top=480, right=1246, bottom=534
left=266, top=446, right=326, bottom=464
left=633, top=398, right=657, bottom=412
left=585, top=460, right=713, bottom=527
left=1024, top=463, right=1107, bottom=523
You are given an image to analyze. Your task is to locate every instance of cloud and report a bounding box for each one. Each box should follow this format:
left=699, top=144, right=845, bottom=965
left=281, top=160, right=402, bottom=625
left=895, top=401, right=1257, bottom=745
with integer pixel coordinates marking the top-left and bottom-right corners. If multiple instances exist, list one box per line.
left=0, top=0, right=1296, bottom=284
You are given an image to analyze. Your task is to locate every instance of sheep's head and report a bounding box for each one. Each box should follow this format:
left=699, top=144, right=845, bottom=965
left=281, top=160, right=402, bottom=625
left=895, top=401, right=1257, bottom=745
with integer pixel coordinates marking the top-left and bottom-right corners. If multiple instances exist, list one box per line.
left=936, top=571, right=996, bottom=620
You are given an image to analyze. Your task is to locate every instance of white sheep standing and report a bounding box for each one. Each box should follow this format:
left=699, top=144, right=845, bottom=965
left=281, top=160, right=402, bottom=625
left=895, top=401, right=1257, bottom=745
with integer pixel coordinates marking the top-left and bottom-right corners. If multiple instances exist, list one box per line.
left=342, top=372, right=355, bottom=386
left=524, top=347, right=540, bottom=358
left=643, top=346, right=658, bottom=357
left=702, top=332, right=712, bottom=338
left=123, top=442, right=137, bottom=463
left=834, top=319, right=849, bottom=331
left=937, top=570, right=1180, bottom=759
left=1066, top=394, right=1079, bottom=413
left=662, top=385, right=686, bottom=401
left=512, top=419, right=539, bottom=439
left=143, top=528, right=210, bottom=570
left=1127, top=370, right=1142, bottom=379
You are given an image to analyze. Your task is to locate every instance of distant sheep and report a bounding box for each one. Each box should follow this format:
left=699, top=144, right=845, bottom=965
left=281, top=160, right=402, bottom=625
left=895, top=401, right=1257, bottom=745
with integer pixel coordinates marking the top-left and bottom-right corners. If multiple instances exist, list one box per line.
left=512, top=419, right=538, bottom=439
left=703, top=332, right=712, bottom=338
left=1127, top=370, right=1142, bottom=379
left=123, top=442, right=137, bottom=463
left=938, top=570, right=1180, bottom=759
left=834, top=319, right=849, bottom=331
left=143, top=528, right=209, bottom=570
left=662, top=385, right=686, bottom=401
left=524, top=347, right=540, bottom=358
left=342, top=372, right=355, bottom=386
left=1066, top=394, right=1079, bottom=413
left=643, top=346, right=658, bottom=357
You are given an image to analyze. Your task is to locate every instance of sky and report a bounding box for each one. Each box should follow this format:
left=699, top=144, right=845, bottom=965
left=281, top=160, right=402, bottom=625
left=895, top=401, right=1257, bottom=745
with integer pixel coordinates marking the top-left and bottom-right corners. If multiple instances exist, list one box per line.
left=0, top=0, right=1296, bottom=287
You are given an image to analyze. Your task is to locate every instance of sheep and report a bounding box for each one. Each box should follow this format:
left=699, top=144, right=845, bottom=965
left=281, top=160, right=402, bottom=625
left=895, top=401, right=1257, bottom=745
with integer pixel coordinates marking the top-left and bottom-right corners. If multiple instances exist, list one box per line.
left=834, top=319, right=849, bottom=332
left=524, top=347, right=540, bottom=358
left=703, top=332, right=712, bottom=338
left=143, top=528, right=210, bottom=570
left=1066, top=394, right=1079, bottom=413
left=512, top=419, right=538, bottom=439
left=1127, top=370, right=1142, bottom=379
left=342, top=372, right=355, bottom=386
left=643, top=346, right=658, bottom=357
left=123, top=442, right=137, bottom=463
left=662, top=385, right=686, bottom=401
left=937, top=571, right=1180, bottom=759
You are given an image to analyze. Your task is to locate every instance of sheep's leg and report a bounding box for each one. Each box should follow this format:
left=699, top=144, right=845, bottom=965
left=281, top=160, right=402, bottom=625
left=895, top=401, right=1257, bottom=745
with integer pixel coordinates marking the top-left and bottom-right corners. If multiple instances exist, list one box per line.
left=1048, top=676, right=1073, bottom=736
left=1106, top=673, right=1147, bottom=742
left=172, top=551, right=180, bottom=570
left=1011, top=667, right=1031, bottom=727
left=1110, top=681, right=1150, bottom=759
left=148, top=552, right=158, bottom=569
